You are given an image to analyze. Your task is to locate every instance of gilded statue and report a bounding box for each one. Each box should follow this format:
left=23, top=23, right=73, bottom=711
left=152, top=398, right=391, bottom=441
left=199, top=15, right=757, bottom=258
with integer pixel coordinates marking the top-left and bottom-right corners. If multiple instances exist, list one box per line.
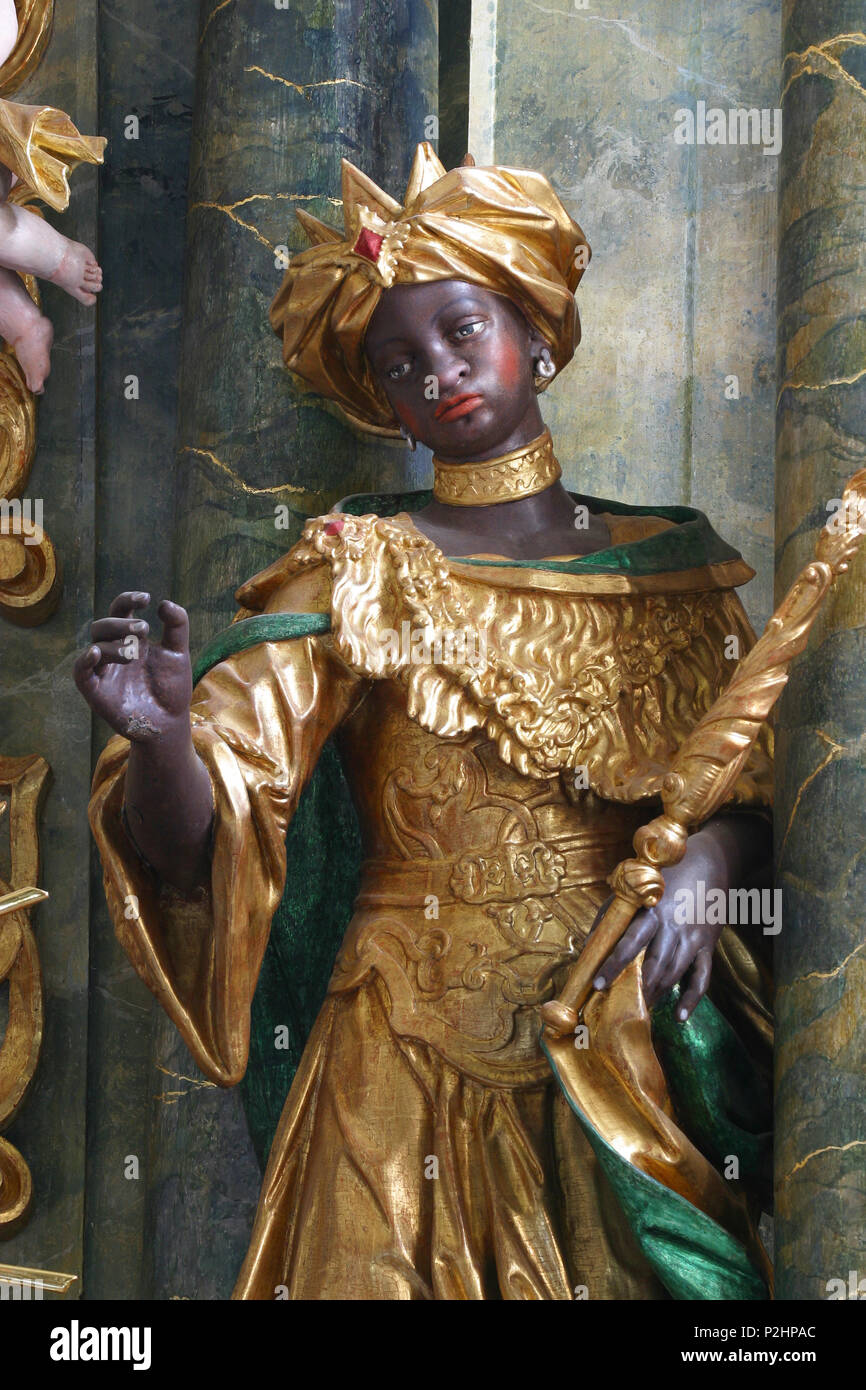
left=77, top=145, right=781, bottom=1300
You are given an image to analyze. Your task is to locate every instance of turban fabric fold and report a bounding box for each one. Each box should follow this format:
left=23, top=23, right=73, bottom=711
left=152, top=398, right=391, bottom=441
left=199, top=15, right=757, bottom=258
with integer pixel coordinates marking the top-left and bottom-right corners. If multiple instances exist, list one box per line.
left=270, top=143, right=590, bottom=436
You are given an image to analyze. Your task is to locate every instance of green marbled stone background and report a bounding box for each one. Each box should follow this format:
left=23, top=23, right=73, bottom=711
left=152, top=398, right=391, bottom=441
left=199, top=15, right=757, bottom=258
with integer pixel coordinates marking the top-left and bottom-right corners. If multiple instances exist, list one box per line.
left=773, top=1, right=866, bottom=1302
left=83, top=0, right=200, bottom=1299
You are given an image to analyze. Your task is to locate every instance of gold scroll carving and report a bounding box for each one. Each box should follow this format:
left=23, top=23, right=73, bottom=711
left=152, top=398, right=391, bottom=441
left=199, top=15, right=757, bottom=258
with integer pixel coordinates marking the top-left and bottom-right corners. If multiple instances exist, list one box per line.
left=0, top=754, right=49, bottom=1235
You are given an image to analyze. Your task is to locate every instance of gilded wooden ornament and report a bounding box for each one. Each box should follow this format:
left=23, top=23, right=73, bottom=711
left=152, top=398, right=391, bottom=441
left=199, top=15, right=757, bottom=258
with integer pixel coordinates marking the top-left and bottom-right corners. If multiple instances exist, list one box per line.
left=0, top=1, right=53, bottom=99
left=0, top=754, right=50, bottom=1236
left=0, top=0, right=65, bottom=625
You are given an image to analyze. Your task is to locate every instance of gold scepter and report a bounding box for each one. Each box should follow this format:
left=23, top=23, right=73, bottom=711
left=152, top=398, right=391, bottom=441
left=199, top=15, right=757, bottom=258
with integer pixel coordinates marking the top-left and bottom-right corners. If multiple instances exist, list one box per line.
left=541, top=469, right=866, bottom=1039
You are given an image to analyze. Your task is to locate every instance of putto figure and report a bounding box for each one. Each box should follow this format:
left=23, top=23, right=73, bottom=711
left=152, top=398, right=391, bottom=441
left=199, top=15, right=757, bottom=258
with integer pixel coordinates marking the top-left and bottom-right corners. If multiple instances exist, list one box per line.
left=78, top=144, right=774, bottom=1300
left=0, top=0, right=104, bottom=393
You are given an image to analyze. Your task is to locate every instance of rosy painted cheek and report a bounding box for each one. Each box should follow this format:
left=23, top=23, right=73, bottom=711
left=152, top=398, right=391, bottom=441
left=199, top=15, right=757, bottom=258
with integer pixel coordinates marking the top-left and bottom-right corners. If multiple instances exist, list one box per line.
left=486, top=335, right=525, bottom=390
left=396, top=402, right=424, bottom=436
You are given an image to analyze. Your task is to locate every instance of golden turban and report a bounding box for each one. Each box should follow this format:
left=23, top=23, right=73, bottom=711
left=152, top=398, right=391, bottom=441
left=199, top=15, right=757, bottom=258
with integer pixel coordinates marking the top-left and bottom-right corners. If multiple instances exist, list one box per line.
left=269, top=143, right=590, bottom=435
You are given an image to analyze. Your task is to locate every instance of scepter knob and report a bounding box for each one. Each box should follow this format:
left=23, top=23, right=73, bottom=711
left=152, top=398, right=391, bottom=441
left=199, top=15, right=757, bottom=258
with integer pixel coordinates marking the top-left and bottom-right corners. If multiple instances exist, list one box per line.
left=540, top=999, right=579, bottom=1037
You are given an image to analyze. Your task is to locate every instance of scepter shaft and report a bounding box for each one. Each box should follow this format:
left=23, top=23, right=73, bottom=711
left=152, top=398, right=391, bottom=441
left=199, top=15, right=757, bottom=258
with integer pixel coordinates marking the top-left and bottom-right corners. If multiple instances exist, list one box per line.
left=541, top=471, right=866, bottom=1038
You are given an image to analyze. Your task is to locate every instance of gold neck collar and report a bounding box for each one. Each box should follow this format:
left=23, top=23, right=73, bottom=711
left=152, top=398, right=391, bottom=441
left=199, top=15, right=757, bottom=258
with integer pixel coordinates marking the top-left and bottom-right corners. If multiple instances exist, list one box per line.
left=432, top=429, right=561, bottom=507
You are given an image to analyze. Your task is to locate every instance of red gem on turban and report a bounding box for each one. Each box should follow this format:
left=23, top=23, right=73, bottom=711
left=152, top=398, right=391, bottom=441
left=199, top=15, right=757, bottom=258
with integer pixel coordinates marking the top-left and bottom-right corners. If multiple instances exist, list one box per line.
left=353, top=228, right=384, bottom=263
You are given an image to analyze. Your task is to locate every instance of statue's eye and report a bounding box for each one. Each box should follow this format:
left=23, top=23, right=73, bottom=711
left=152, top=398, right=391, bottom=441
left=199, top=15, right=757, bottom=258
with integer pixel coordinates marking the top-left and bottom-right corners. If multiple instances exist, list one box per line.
left=453, top=320, right=484, bottom=339
left=387, top=361, right=412, bottom=380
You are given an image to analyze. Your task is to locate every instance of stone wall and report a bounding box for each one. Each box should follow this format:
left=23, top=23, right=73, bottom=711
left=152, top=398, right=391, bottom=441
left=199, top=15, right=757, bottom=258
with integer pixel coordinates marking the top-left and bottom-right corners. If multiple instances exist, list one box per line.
left=473, top=0, right=779, bottom=631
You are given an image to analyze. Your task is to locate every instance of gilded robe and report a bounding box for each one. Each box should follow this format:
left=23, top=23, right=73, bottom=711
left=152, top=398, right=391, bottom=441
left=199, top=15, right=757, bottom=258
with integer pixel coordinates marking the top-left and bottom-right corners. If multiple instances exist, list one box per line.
left=89, top=497, right=774, bottom=1300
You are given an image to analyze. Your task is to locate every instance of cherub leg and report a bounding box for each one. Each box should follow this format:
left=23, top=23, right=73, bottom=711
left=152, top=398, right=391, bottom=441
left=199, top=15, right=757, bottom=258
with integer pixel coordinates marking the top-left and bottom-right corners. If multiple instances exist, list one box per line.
left=0, top=267, right=54, bottom=394
left=0, top=200, right=102, bottom=305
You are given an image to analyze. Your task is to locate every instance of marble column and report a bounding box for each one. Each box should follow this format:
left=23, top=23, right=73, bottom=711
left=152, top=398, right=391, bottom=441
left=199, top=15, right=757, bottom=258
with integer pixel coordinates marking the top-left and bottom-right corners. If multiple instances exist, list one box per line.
left=173, top=0, right=439, bottom=654
left=83, top=0, right=199, bottom=1300
left=149, top=0, right=439, bottom=1297
left=774, top=5, right=866, bottom=1300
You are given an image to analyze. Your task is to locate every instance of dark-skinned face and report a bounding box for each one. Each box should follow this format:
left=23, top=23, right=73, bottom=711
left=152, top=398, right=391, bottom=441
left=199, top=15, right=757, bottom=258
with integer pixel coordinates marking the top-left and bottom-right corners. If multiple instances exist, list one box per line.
left=364, top=280, right=547, bottom=460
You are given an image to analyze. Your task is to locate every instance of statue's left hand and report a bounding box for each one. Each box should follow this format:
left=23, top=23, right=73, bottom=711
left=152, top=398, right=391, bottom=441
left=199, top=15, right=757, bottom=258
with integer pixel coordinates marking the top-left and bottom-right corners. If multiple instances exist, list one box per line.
left=589, top=813, right=771, bottom=1022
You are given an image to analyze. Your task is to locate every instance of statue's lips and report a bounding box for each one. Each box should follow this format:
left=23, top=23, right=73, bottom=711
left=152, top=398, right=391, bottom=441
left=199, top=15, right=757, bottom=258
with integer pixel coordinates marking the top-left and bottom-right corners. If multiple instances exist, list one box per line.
left=435, top=392, right=484, bottom=421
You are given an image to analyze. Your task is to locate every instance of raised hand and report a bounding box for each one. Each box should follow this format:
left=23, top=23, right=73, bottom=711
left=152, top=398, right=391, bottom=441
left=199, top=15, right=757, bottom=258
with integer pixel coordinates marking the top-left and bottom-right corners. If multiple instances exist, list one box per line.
left=73, top=592, right=192, bottom=740
left=74, top=593, right=214, bottom=891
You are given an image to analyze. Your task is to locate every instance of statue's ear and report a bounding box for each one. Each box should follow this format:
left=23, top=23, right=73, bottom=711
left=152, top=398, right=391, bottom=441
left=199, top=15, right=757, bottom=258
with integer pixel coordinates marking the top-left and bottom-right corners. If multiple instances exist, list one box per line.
left=528, top=326, right=549, bottom=357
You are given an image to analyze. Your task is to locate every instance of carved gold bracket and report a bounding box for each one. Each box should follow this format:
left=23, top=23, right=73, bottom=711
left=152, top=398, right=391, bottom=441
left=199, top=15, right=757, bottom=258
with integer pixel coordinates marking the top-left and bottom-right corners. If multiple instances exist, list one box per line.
left=0, top=753, right=50, bottom=1236
left=0, top=336, right=60, bottom=625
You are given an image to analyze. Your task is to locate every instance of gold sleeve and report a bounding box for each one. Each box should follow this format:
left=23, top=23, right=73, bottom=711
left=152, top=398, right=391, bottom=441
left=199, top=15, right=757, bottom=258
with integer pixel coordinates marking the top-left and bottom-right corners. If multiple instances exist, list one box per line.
left=88, top=588, right=367, bottom=1087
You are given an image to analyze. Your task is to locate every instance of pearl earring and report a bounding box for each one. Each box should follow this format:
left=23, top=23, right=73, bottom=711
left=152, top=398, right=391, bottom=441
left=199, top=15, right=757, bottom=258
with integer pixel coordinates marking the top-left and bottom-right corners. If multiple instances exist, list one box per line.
left=400, top=424, right=417, bottom=451
left=535, top=347, right=556, bottom=381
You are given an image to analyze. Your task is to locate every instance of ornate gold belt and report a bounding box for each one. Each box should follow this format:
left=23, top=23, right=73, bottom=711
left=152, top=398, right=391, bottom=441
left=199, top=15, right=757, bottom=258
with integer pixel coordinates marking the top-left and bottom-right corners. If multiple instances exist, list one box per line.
left=356, top=831, right=631, bottom=909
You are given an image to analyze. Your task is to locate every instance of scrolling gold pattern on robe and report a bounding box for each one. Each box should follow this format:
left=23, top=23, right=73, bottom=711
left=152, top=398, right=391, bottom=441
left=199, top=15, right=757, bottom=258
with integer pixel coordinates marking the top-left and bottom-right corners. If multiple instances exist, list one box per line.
left=0, top=753, right=49, bottom=1235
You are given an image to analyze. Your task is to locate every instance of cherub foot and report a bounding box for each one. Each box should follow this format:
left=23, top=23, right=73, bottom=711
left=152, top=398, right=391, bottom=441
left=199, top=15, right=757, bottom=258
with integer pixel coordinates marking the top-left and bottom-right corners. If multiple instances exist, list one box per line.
left=10, top=315, right=54, bottom=394
left=48, top=239, right=103, bottom=306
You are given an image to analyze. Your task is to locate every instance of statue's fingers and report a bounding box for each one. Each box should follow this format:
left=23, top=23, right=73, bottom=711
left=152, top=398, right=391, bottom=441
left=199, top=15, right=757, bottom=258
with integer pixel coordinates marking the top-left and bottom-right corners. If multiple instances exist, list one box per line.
left=664, top=924, right=694, bottom=973
left=90, top=616, right=149, bottom=643
left=675, top=949, right=713, bottom=1022
left=653, top=936, right=696, bottom=1007
left=73, top=644, right=102, bottom=694
left=640, top=925, right=677, bottom=1005
left=593, top=909, right=656, bottom=990
left=108, top=590, right=150, bottom=618
left=157, top=600, right=190, bottom=654
left=90, top=638, right=145, bottom=665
